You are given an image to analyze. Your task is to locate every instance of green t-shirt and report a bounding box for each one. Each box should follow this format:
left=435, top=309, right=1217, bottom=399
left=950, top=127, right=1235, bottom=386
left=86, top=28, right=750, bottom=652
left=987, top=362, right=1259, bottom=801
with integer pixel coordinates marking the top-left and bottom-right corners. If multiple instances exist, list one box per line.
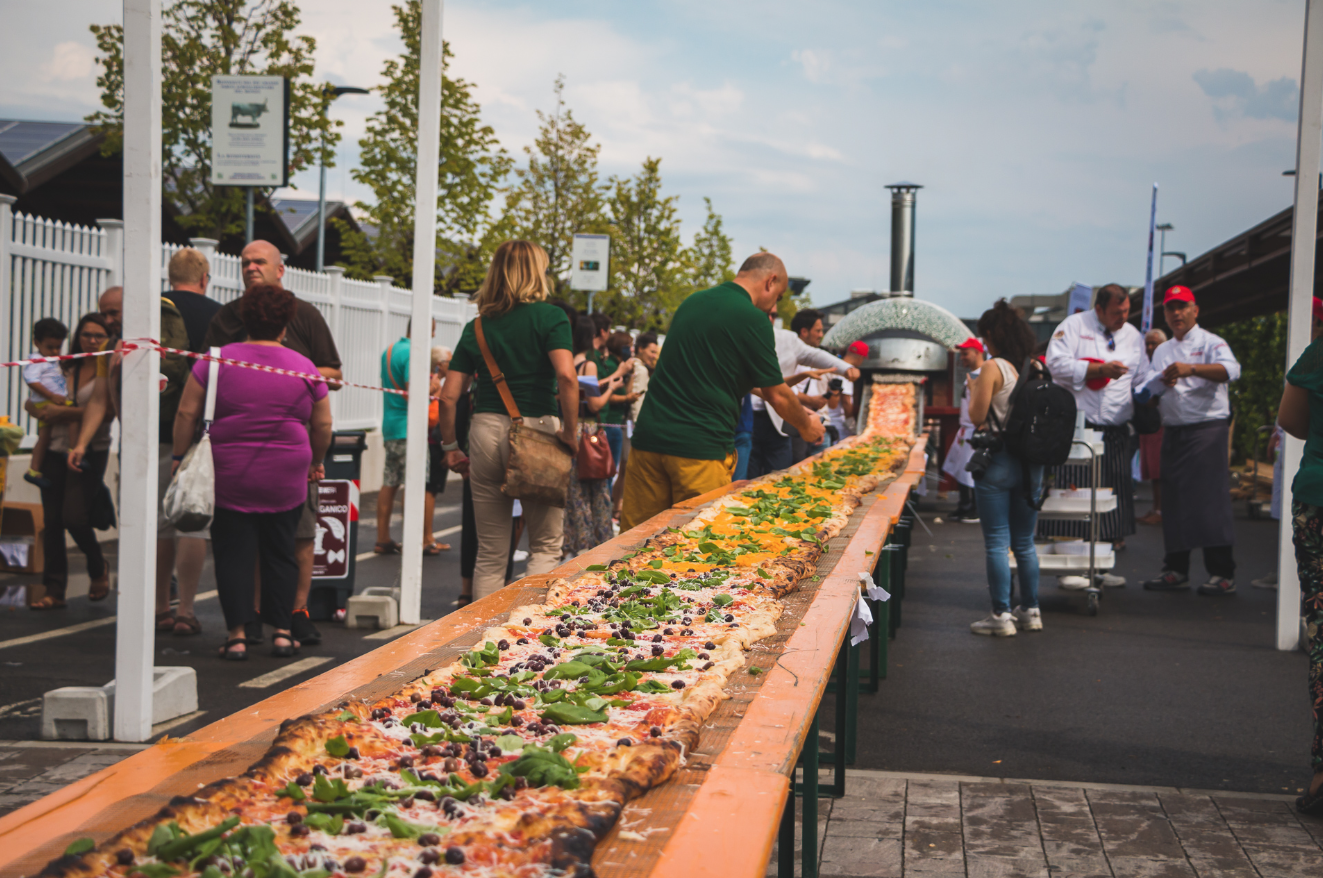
left=1288, top=335, right=1323, bottom=507
left=592, top=349, right=627, bottom=425
left=450, top=302, right=574, bottom=418
left=381, top=337, right=411, bottom=441
left=632, top=282, right=783, bottom=460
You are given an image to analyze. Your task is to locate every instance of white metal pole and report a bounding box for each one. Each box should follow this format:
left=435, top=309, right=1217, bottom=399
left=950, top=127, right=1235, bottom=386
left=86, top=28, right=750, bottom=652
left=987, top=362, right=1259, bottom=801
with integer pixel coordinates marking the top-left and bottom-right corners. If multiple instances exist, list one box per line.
left=0, top=195, right=13, bottom=425
left=116, top=0, right=162, bottom=741
left=1279, top=0, right=1323, bottom=651
left=400, top=0, right=444, bottom=625
left=316, top=151, right=328, bottom=272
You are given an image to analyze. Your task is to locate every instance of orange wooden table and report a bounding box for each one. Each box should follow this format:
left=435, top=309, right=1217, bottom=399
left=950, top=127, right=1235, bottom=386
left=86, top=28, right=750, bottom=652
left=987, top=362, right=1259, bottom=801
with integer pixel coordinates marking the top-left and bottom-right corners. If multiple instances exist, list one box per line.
left=0, top=440, right=924, bottom=878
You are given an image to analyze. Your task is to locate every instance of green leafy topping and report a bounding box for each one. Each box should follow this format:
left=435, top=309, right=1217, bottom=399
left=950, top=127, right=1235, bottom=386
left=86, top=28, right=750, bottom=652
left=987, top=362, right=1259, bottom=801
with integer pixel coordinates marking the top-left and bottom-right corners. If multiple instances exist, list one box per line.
left=498, top=745, right=582, bottom=789
left=312, top=774, right=351, bottom=802
left=63, top=838, right=95, bottom=856
left=585, top=564, right=608, bottom=571
left=756, top=568, right=771, bottom=579
left=539, top=702, right=609, bottom=725
left=712, top=594, right=734, bottom=607
left=494, top=733, right=526, bottom=754
left=378, top=813, right=423, bottom=840
left=461, top=641, right=501, bottom=669
left=129, top=865, right=181, bottom=878
left=336, top=708, right=359, bottom=722
left=303, top=811, right=344, bottom=836
left=648, top=558, right=664, bottom=569
left=324, top=734, right=351, bottom=758
left=538, top=634, right=560, bottom=647
left=748, top=666, right=763, bottom=676
left=155, top=817, right=240, bottom=862
left=277, top=781, right=306, bottom=801
left=548, top=732, right=578, bottom=752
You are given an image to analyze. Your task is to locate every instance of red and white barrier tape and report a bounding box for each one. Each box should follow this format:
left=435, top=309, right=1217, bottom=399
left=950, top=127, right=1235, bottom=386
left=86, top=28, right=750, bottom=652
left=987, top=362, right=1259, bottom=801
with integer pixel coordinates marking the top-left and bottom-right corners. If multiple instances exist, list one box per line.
left=0, top=349, right=117, bottom=370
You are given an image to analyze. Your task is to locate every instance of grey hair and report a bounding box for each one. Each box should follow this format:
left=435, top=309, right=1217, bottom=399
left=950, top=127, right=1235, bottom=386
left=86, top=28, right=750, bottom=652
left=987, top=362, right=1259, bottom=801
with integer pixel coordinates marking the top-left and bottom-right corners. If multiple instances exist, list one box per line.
left=737, top=252, right=785, bottom=276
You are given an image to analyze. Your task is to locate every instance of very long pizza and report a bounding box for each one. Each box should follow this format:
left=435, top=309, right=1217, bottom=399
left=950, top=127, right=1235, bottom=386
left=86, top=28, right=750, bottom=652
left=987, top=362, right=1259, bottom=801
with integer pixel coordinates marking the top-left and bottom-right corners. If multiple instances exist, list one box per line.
left=38, top=384, right=916, bottom=878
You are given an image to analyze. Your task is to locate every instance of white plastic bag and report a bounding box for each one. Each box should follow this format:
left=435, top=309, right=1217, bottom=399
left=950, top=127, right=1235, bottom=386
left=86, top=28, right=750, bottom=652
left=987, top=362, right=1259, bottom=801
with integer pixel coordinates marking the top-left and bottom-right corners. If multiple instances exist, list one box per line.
left=163, top=348, right=218, bottom=532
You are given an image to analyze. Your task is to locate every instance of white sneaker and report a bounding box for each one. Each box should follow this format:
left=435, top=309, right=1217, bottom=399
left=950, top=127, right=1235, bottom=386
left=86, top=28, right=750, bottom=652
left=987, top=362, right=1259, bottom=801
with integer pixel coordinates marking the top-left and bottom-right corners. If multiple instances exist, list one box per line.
left=1058, top=575, right=1090, bottom=591
left=1012, top=606, right=1043, bottom=631
left=1096, top=572, right=1126, bottom=588
left=970, top=612, right=1017, bottom=636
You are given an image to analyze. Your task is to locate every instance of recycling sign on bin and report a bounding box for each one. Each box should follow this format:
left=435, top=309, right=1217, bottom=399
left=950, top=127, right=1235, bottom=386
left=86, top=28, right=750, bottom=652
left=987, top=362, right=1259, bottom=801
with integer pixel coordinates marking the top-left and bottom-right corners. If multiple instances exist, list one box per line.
left=313, top=480, right=356, bottom=579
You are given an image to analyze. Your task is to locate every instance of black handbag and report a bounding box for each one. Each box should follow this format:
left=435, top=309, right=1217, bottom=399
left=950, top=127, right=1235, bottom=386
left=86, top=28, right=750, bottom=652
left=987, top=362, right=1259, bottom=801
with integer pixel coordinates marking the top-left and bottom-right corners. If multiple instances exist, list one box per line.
left=89, top=483, right=117, bottom=531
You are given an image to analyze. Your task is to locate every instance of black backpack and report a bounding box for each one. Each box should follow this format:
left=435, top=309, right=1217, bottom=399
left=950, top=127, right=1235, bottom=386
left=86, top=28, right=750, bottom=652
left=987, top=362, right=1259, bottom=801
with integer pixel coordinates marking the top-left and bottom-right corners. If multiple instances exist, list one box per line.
left=1001, top=356, right=1076, bottom=466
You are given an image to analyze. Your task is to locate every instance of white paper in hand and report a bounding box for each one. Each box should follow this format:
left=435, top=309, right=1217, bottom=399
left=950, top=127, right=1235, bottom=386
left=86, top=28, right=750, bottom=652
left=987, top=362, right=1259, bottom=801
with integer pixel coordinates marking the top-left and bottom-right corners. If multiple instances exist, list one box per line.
left=850, top=593, right=873, bottom=646
left=859, top=571, right=891, bottom=602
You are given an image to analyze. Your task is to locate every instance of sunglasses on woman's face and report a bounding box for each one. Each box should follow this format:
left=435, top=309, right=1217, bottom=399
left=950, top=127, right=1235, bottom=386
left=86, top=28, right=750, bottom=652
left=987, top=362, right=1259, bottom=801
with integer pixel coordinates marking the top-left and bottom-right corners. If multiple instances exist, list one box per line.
left=81, top=332, right=109, bottom=342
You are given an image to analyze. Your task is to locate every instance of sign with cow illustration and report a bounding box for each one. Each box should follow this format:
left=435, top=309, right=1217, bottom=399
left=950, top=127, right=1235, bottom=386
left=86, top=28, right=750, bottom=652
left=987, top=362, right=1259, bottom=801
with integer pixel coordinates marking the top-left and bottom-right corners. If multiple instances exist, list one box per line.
left=210, top=75, right=290, bottom=186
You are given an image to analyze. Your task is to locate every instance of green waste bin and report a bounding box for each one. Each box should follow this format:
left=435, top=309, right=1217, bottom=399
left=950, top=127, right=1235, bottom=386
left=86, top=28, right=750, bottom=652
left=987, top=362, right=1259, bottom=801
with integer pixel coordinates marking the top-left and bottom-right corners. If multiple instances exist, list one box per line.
left=308, top=431, right=368, bottom=621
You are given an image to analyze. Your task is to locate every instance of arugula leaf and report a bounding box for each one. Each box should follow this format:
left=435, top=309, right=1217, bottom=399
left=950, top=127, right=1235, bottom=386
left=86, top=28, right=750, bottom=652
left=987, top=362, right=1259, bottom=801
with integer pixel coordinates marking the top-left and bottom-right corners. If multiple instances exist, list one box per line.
left=156, top=817, right=240, bottom=862
left=494, top=705, right=513, bottom=725
left=147, top=823, right=182, bottom=856
left=312, top=774, right=351, bottom=802
left=756, top=567, right=771, bottom=579
left=585, top=564, right=608, bottom=571
left=277, top=781, right=306, bottom=801
left=494, top=733, right=526, bottom=754
left=638, top=679, right=673, bottom=693
left=324, top=735, right=351, bottom=758
left=712, top=594, right=734, bottom=607
left=63, top=838, right=95, bottom=856
left=402, top=709, right=443, bottom=728
left=336, top=708, right=358, bottom=722
left=128, top=865, right=180, bottom=878
left=378, top=813, right=423, bottom=839
left=539, top=702, right=609, bottom=725
left=498, top=745, right=582, bottom=790
left=303, top=812, right=344, bottom=836
left=648, top=559, right=664, bottom=569
left=538, top=634, right=560, bottom=647
left=548, top=732, right=578, bottom=752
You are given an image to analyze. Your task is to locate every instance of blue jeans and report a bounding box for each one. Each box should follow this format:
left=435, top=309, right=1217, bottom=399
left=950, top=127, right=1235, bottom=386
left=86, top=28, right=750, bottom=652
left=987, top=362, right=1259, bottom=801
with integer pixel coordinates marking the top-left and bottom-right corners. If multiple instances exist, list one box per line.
left=748, top=410, right=792, bottom=478
left=602, top=425, right=625, bottom=483
left=733, top=431, right=753, bottom=481
left=974, top=449, right=1043, bottom=614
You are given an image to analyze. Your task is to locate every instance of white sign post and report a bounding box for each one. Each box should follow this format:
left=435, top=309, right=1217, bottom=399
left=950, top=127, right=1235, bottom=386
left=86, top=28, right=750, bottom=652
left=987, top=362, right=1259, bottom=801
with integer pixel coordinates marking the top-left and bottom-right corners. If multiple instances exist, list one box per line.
left=570, top=233, right=610, bottom=312
left=210, top=75, right=290, bottom=243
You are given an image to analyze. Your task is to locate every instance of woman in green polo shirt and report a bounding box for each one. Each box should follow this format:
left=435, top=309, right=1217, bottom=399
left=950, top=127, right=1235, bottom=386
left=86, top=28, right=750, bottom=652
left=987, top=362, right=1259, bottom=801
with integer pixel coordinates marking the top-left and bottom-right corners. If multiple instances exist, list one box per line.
left=1278, top=317, right=1323, bottom=815
left=437, top=241, right=578, bottom=601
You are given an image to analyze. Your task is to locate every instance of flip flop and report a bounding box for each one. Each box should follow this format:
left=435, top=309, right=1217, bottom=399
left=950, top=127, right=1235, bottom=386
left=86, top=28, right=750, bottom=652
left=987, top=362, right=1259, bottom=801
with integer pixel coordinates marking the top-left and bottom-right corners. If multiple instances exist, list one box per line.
left=423, top=542, right=450, bottom=556
left=374, top=540, right=401, bottom=555
left=29, top=595, right=66, bottom=610
left=172, top=614, right=202, bottom=636
left=156, top=610, right=176, bottom=631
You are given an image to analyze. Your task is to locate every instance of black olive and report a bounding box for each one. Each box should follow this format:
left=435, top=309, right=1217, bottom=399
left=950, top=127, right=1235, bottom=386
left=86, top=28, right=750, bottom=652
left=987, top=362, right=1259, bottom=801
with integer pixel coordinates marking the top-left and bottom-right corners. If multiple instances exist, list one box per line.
left=445, top=846, right=466, bottom=865
left=287, top=811, right=303, bottom=824
left=344, top=856, right=367, bottom=873
left=526, top=722, right=543, bottom=735
left=672, top=680, right=686, bottom=690
left=441, top=796, right=459, bottom=816
left=400, top=797, right=415, bottom=809
left=479, top=697, right=493, bottom=706
left=371, top=707, right=389, bottom=720
left=410, top=693, right=422, bottom=703
left=422, top=745, right=442, bottom=758
left=663, top=628, right=674, bottom=635
left=419, top=848, right=441, bottom=864
left=650, top=726, right=662, bottom=737
left=729, top=623, right=739, bottom=628
left=115, top=849, right=134, bottom=866
left=398, top=755, right=414, bottom=768
left=682, top=617, right=692, bottom=625
left=617, top=738, right=632, bottom=747
left=544, top=724, right=560, bottom=735
left=415, top=789, right=436, bottom=801
left=312, top=764, right=327, bottom=775
left=498, top=639, right=510, bottom=650
left=444, top=758, right=462, bottom=773
left=295, top=772, right=313, bottom=785
left=512, top=698, right=526, bottom=710
left=345, top=746, right=360, bottom=760
left=415, top=867, right=434, bottom=878
left=702, top=662, right=714, bottom=671
left=651, top=646, right=664, bottom=656
left=344, top=766, right=363, bottom=779
left=511, top=715, right=525, bottom=727
left=724, top=614, right=734, bottom=622
left=704, top=641, right=717, bottom=650
left=418, top=832, right=441, bottom=847
left=431, top=689, right=445, bottom=702
left=346, top=822, right=367, bottom=835
left=698, top=652, right=710, bottom=660
left=471, top=760, right=489, bottom=777
left=289, top=823, right=310, bottom=838
left=523, top=617, right=532, bottom=625
left=514, top=776, right=529, bottom=790
left=516, top=637, right=529, bottom=645
left=489, top=746, right=503, bottom=758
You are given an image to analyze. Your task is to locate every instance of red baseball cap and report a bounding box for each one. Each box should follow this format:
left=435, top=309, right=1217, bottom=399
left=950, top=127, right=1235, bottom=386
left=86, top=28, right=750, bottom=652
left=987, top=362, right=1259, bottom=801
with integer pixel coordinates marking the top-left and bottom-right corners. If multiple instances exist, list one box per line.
left=955, top=337, right=985, bottom=353
left=1163, top=285, right=1195, bottom=305
left=847, top=340, right=869, bottom=357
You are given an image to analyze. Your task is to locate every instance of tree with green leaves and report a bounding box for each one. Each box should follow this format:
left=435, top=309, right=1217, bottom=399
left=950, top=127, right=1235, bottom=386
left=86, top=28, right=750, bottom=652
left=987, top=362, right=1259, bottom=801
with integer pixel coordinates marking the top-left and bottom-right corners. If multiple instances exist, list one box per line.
left=684, top=197, right=735, bottom=292
left=88, top=0, right=337, bottom=240
left=598, top=157, right=689, bottom=331
left=499, top=76, right=609, bottom=304
left=336, top=0, right=511, bottom=294
left=1218, top=311, right=1286, bottom=463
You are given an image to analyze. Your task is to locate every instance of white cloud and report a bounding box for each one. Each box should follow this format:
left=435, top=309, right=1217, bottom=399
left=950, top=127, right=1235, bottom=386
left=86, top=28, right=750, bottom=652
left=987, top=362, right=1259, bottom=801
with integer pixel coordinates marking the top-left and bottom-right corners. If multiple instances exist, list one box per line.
left=41, top=41, right=96, bottom=83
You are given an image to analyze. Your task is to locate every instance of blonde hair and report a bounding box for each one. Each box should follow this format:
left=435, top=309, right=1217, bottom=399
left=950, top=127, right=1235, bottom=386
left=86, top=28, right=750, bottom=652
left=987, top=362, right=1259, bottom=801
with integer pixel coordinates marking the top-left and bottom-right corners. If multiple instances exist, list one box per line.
left=168, top=247, right=209, bottom=287
left=475, top=240, right=551, bottom=318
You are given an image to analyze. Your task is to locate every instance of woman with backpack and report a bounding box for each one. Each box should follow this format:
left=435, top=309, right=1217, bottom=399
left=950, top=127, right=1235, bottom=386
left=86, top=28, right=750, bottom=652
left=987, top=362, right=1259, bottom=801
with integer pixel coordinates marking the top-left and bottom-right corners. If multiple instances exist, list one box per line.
left=967, top=300, right=1046, bottom=636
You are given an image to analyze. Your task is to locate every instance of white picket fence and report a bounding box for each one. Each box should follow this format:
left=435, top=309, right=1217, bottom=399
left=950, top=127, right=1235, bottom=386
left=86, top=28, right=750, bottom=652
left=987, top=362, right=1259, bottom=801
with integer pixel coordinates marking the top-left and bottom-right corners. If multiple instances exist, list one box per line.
left=0, top=195, right=477, bottom=434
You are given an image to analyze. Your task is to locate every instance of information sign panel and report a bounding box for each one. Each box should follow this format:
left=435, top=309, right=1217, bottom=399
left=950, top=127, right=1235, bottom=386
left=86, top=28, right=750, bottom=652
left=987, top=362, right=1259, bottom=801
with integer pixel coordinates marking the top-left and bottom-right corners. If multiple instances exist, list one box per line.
left=570, top=233, right=610, bottom=292
left=210, top=75, right=290, bottom=186
left=313, top=480, right=352, bottom=579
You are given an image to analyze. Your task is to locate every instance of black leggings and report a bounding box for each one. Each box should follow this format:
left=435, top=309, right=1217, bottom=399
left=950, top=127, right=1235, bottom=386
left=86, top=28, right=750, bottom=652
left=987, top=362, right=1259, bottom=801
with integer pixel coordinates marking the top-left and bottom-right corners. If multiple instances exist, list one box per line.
left=211, top=504, right=303, bottom=633
left=39, top=450, right=109, bottom=600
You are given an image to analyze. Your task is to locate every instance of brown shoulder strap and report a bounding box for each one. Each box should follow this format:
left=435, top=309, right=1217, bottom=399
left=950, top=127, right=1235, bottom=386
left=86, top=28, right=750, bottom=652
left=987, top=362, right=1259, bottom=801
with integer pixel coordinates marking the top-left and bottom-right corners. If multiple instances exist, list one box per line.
left=473, top=317, right=523, bottom=423
left=385, top=341, right=402, bottom=391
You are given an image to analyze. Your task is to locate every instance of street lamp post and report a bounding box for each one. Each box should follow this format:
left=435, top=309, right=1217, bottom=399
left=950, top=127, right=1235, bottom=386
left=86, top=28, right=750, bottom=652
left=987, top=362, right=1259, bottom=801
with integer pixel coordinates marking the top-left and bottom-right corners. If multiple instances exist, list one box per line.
left=1156, top=222, right=1174, bottom=275
left=318, top=85, right=370, bottom=272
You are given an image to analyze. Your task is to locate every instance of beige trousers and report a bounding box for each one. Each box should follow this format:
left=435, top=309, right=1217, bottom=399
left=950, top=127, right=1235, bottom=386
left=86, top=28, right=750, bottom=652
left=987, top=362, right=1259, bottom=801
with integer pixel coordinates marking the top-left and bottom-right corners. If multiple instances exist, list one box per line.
left=468, top=413, right=565, bottom=600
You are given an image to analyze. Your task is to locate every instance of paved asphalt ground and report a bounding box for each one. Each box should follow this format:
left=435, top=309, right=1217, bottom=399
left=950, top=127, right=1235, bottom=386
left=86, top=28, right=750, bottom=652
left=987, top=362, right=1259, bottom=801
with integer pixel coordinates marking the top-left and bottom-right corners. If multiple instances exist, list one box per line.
left=843, top=482, right=1310, bottom=797
left=0, top=483, right=529, bottom=743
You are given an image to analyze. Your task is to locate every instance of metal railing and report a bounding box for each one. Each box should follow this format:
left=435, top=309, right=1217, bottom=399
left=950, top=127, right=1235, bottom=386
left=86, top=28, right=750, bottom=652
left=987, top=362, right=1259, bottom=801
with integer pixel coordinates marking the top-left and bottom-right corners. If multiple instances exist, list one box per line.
left=0, top=195, right=477, bottom=434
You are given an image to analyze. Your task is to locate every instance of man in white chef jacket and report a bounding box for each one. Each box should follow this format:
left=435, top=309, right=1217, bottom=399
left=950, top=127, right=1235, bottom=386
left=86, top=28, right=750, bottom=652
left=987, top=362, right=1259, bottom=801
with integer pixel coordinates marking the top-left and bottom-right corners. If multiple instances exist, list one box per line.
left=942, top=337, right=986, bottom=523
left=1041, top=284, right=1146, bottom=588
left=1141, top=285, right=1241, bottom=596
left=746, top=309, right=859, bottom=478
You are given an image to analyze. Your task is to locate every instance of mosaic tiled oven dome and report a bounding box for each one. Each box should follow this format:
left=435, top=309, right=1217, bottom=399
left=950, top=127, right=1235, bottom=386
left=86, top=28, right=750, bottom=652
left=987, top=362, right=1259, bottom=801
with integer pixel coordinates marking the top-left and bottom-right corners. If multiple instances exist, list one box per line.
left=822, top=298, right=974, bottom=351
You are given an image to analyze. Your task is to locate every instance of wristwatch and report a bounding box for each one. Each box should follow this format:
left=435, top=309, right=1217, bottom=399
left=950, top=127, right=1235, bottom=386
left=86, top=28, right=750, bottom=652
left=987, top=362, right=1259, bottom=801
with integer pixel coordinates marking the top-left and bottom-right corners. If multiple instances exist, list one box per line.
left=441, top=440, right=460, bottom=452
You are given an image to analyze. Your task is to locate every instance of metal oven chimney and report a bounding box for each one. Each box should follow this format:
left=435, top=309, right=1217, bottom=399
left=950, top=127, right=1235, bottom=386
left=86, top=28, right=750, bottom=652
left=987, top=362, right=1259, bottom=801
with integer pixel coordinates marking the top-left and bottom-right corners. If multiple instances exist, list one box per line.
left=886, top=182, right=922, bottom=296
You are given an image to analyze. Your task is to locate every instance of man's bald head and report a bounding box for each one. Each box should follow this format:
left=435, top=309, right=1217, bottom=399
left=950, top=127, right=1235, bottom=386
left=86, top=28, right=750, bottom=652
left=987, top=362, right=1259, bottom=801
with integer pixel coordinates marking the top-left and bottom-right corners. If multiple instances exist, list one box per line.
left=734, top=252, right=789, bottom=313
left=241, top=239, right=285, bottom=291
left=99, top=286, right=123, bottom=335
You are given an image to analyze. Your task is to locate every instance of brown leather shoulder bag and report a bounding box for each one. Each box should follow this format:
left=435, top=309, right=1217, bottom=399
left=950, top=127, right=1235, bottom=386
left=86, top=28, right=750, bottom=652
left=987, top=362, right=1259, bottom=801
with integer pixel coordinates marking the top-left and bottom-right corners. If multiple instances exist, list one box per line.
left=473, top=316, right=573, bottom=507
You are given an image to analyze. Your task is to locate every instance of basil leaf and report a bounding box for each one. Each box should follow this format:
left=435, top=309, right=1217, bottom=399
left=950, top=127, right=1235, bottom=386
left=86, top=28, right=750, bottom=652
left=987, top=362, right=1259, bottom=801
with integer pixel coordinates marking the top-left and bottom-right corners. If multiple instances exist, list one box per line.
left=277, top=781, right=306, bottom=801
left=756, top=568, right=771, bottom=579
left=494, top=734, right=526, bottom=753
left=402, top=709, right=443, bottom=729
left=303, top=812, right=344, bottom=835
left=648, top=559, right=664, bottom=569
left=543, top=660, right=595, bottom=681
left=379, top=813, right=422, bottom=839
left=147, top=823, right=181, bottom=856
left=548, top=732, right=578, bottom=752
left=336, top=709, right=358, bottom=722
left=638, top=679, right=672, bottom=693
left=585, top=564, right=607, bottom=571
left=698, top=541, right=721, bottom=555
left=324, top=734, right=351, bottom=757
left=312, top=774, right=351, bottom=803
left=712, top=594, right=734, bottom=607
left=539, top=702, right=609, bottom=725
left=497, top=745, right=581, bottom=789
left=129, top=865, right=181, bottom=878
left=156, top=817, right=240, bottom=862
left=63, top=838, right=95, bottom=856
left=539, top=634, right=560, bottom=647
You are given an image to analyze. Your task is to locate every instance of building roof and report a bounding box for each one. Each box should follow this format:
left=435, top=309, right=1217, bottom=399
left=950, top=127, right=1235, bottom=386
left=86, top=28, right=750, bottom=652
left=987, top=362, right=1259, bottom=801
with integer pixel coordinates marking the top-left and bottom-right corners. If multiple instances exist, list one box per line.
left=0, top=120, right=103, bottom=194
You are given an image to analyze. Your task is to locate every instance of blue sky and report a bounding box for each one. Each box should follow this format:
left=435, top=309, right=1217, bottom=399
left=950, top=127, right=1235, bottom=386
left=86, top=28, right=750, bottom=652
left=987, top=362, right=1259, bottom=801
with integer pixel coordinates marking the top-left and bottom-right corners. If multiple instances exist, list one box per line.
left=0, top=0, right=1308, bottom=318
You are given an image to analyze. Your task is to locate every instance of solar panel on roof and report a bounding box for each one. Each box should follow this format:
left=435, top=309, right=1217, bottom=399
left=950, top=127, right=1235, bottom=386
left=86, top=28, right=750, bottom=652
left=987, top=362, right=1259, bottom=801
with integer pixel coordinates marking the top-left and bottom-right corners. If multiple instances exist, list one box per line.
left=0, top=121, right=86, bottom=167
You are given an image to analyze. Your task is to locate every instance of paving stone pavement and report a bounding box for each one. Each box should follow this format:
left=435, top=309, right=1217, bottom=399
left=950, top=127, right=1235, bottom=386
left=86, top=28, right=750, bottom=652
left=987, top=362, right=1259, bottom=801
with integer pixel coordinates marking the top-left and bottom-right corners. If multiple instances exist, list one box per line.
left=0, top=743, right=141, bottom=817
left=767, top=771, right=1323, bottom=878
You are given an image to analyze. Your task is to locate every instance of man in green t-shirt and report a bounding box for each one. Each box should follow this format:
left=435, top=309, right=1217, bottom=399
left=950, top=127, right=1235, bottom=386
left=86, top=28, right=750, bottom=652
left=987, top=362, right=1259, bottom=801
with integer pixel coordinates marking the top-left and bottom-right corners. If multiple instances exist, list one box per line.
left=622, top=253, right=825, bottom=530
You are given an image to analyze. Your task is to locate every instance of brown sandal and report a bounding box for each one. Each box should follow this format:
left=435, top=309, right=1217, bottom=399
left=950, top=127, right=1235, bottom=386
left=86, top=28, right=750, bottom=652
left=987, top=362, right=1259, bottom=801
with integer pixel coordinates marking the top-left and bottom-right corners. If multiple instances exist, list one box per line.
left=423, top=542, right=450, bottom=555
left=374, top=540, right=401, bottom=555
left=29, top=595, right=66, bottom=610
left=155, top=610, right=176, bottom=632
left=89, top=574, right=111, bottom=601
left=172, top=614, right=202, bottom=636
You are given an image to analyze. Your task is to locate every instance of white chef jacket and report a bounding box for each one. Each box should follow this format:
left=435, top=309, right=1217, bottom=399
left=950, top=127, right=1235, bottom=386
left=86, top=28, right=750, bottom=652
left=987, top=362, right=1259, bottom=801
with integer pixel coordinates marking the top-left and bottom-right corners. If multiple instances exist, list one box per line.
left=1045, top=309, right=1146, bottom=426
left=1148, top=324, right=1240, bottom=426
left=752, top=328, right=852, bottom=435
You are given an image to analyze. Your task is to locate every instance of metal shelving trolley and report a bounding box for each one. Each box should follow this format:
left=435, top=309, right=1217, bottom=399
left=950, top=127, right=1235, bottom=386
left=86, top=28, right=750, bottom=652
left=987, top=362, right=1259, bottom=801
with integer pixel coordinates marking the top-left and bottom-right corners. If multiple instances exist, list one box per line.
left=1010, top=436, right=1117, bottom=616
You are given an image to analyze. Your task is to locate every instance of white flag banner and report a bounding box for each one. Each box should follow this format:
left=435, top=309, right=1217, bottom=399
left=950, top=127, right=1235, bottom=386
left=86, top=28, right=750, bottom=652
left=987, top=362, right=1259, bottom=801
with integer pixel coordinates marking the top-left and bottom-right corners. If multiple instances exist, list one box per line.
left=859, top=571, right=891, bottom=602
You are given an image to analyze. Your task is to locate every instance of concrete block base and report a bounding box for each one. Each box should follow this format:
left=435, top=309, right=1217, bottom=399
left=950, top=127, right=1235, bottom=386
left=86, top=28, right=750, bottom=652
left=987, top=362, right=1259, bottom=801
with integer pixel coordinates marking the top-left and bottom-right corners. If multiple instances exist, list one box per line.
left=42, top=667, right=198, bottom=741
left=345, top=594, right=399, bottom=629
left=41, top=687, right=110, bottom=741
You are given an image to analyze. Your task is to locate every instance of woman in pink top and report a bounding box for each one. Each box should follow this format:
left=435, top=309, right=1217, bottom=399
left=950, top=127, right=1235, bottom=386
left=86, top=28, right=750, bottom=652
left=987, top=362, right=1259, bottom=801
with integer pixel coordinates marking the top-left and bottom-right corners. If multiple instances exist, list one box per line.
left=172, top=284, right=332, bottom=660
